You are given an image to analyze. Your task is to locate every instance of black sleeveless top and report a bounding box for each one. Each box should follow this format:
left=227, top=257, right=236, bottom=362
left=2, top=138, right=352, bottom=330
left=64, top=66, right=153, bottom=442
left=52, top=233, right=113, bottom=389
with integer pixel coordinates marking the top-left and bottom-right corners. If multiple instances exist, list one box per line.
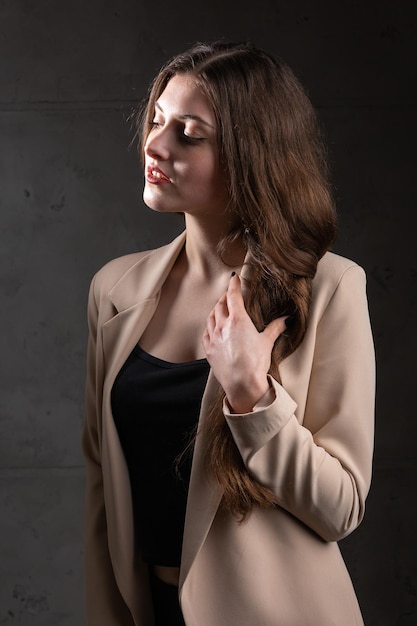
left=111, top=345, right=210, bottom=567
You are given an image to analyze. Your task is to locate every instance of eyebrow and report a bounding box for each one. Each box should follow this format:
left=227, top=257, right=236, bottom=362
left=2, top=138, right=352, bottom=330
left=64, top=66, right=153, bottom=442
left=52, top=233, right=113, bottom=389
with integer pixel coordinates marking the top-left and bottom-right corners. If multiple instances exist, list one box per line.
left=155, top=102, right=215, bottom=129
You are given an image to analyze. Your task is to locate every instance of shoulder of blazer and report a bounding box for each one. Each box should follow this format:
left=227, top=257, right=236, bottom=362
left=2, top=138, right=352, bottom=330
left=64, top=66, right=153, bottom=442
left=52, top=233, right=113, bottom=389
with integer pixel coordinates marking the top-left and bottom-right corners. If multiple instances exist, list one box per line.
left=310, top=251, right=367, bottom=319
left=93, top=249, right=156, bottom=290
left=90, top=232, right=186, bottom=303
left=314, top=250, right=365, bottom=292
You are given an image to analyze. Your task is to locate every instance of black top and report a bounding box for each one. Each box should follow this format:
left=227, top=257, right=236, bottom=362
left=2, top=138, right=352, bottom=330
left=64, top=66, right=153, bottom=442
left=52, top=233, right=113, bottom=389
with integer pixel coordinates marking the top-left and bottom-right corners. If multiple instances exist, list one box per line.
left=111, top=345, right=210, bottom=567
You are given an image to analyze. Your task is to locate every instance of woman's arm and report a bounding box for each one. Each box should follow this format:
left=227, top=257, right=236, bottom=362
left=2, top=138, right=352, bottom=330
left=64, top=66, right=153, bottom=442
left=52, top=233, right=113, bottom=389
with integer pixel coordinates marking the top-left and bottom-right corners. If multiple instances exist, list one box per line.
left=204, top=267, right=375, bottom=541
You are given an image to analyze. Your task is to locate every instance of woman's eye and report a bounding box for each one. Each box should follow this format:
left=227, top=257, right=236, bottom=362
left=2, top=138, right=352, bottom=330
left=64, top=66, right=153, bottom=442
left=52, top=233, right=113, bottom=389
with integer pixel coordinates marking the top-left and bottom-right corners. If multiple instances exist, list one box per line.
left=181, top=133, right=205, bottom=145
left=148, top=120, right=204, bottom=144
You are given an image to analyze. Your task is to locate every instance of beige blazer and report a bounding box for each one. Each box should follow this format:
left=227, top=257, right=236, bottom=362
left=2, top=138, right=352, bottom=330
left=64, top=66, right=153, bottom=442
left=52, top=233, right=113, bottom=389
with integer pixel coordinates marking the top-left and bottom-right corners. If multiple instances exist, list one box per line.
left=83, top=232, right=375, bottom=626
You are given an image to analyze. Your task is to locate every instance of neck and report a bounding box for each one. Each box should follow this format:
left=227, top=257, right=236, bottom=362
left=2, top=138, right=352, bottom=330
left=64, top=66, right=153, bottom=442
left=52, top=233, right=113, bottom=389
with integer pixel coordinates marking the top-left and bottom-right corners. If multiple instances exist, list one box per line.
left=182, top=214, right=246, bottom=279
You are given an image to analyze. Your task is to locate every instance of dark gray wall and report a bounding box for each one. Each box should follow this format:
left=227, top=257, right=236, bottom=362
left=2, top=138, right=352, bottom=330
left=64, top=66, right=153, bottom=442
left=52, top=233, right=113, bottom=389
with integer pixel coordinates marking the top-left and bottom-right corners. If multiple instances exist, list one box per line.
left=1, top=1, right=415, bottom=624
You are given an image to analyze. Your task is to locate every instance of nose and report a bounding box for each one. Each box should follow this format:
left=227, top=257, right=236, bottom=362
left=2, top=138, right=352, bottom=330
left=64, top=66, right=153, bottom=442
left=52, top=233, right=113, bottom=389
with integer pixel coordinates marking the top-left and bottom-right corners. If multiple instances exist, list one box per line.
left=144, top=125, right=170, bottom=161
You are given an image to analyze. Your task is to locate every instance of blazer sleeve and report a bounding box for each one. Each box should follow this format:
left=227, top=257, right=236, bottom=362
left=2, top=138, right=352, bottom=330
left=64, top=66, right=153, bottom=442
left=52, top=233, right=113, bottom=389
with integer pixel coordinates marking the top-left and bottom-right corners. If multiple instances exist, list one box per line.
left=224, top=264, right=375, bottom=542
left=82, top=276, right=136, bottom=626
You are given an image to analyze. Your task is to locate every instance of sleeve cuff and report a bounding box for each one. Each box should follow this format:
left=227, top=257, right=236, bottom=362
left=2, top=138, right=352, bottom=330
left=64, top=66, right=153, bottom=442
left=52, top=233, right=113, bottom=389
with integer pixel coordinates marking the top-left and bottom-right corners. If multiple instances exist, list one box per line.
left=223, top=377, right=277, bottom=416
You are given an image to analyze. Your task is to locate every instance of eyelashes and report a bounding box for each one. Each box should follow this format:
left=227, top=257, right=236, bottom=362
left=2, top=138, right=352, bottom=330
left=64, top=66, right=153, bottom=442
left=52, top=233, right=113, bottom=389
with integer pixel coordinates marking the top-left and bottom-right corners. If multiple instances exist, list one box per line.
left=148, top=121, right=205, bottom=145
left=181, top=134, right=205, bottom=145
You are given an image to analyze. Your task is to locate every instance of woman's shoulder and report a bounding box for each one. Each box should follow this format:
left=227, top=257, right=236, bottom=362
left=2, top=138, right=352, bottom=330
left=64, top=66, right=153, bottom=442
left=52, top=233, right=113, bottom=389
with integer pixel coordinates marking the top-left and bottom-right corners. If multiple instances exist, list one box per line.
left=90, top=232, right=186, bottom=294
left=89, top=250, right=157, bottom=303
left=305, top=251, right=370, bottom=328
left=93, top=249, right=154, bottom=288
left=316, top=250, right=365, bottom=282
left=313, top=250, right=367, bottom=301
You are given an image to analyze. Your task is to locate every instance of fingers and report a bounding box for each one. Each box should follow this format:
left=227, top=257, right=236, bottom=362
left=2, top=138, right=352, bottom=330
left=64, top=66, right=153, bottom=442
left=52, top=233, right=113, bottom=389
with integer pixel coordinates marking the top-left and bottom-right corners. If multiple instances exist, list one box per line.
left=204, top=293, right=228, bottom=340
left=226, top=272, right=245, bottom=315
left=205, top=272, right=288, bottom=350
left=205, top=309, right=216, bottom=337
left=227, top=273, right=287, bottom=343
left=214, top=292, right=228, bottom=326
left=262, top=316, right=289, bottom=343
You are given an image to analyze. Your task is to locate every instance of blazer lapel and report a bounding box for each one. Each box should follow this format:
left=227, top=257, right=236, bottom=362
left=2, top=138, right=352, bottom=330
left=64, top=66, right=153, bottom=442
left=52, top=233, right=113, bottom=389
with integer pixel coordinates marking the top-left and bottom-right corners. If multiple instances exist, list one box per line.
left=101, top=231, right=187, bottom=382
left=99, top=232, right=187, bottom=587
left=101, top=298, right=160, bottom=594
left=180, top=370, right=223, bottom=588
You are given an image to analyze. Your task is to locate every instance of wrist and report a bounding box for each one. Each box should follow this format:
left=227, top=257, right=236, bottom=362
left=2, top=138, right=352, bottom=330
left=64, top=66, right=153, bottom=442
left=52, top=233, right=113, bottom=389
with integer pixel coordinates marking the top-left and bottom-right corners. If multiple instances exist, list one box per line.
left=226, top=377, right=270, bottom=414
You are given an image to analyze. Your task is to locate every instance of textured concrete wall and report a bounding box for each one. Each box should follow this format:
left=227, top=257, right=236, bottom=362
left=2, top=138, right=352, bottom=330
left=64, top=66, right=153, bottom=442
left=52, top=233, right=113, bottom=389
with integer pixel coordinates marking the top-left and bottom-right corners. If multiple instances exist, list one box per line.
left=0, top=1, right=415, bottom=624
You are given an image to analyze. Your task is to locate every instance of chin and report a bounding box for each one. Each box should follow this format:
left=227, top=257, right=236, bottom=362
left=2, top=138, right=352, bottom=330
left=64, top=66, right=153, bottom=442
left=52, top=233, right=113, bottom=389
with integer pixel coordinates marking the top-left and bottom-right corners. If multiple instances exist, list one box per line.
left=143, top=190, right=164, bottom=212
left=143, top=196, right=175, bottom=215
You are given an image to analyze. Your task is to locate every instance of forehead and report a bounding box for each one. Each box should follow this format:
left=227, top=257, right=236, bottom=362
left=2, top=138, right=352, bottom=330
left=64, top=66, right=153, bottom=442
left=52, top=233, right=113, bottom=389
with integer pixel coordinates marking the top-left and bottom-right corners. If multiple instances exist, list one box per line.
left=154, top=74, right=215, bottom=126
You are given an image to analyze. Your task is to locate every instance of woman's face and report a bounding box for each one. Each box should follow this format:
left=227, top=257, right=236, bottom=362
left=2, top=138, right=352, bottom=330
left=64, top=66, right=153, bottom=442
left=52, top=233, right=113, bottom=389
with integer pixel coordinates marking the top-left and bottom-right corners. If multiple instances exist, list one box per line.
left=143, top=74, right=229, bottom=219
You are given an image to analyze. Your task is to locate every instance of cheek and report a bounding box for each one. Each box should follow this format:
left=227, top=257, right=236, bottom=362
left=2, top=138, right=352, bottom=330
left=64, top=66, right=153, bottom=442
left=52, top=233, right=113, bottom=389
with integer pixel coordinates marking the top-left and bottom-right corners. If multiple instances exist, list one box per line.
left=195, top=155, right=223, bottom=188
left=208, top=160, right=228, bottom=197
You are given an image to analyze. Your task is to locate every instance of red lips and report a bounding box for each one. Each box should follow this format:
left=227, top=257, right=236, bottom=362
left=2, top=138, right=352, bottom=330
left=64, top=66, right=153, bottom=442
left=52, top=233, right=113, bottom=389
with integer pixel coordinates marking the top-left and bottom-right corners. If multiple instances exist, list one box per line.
left=146, top=165, right=171, bottom=184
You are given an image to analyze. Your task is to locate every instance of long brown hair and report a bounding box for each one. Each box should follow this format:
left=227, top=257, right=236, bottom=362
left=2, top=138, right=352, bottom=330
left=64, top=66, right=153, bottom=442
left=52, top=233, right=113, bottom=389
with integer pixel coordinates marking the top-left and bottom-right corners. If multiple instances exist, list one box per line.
left=137, top=42, right=337, bottom=520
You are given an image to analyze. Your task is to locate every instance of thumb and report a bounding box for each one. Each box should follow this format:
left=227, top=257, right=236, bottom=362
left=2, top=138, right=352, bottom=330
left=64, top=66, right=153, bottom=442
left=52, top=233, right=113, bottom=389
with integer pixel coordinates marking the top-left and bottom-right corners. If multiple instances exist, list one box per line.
left=262, top=316, right=288, bottom=343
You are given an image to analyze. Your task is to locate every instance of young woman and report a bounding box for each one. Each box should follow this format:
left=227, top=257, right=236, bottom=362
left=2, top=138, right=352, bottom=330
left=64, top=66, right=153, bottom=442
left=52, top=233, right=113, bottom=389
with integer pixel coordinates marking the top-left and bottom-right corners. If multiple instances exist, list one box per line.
left=83, top=42, right=375, bottom=625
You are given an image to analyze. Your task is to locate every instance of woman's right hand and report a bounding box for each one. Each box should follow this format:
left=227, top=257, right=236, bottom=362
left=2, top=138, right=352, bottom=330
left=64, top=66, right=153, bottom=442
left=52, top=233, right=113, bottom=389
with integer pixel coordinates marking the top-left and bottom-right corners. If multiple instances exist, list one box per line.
left=202, top=273, right=287, bottom=413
